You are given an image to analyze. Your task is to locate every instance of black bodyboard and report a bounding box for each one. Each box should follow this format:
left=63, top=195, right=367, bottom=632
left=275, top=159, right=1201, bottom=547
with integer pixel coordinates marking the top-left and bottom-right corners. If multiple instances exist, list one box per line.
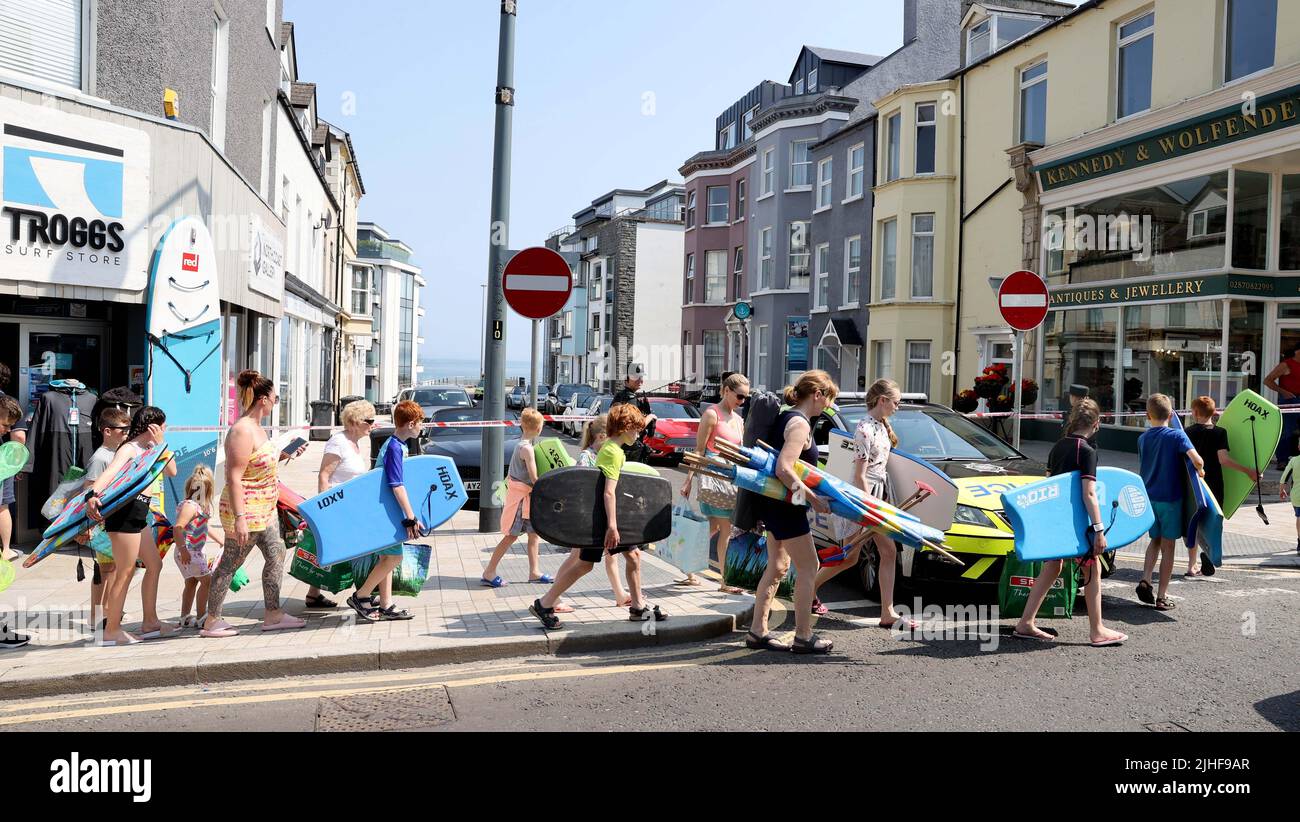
left=733, top=390, right=782, bottom=532
left=531, top=466, right=673, bottom=548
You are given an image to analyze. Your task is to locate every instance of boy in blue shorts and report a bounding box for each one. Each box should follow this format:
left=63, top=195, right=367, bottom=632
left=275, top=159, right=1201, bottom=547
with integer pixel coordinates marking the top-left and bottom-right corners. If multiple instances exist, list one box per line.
left=1137, top=394, right=1204, bottom=611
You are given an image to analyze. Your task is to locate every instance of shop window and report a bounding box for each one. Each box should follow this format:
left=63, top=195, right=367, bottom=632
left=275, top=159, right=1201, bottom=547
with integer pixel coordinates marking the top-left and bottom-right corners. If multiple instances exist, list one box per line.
left=1232, top=170, right=1271, bottom=270
left=1044, top=171, right=1229, bottom=286
left=1042, top=308, right=1119, bottom=416
left=1283, top=175, right=1300, bottom=271
left=1121, top=302, right=1225, bottom=423
left=1225, top=0, right=1276, bottom=83
left=1227, top=301, right=1264, bottom=402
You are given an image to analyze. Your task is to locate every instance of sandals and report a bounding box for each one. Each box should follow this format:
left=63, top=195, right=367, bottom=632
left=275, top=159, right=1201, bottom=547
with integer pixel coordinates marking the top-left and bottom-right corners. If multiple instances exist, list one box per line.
left=378, top=604, right=414, bottom=621
left=529, top=599, right=562, bottom=629
left=347, top=593, right=381, bottom=622
left=719, top=585, right=745, bottom=595
left=528, top=574, right=555, bottom=584
left=674, top=576, right=702, bottom=587
left=791, top=634, right=833, bottom=655
left=629, top=604, right=668, bottom=622
left=1155, top=597, right=1176, bottom=611
left=745, top=631, right=791, bottom=652
left=480, top=576, right=507, bottom=588
left=305, top=593, right=338, bottom=609
left=1091, top=633, right=1128, bottom=647
left=811, top=598, right=828, bottom=616
left=1136, top=579, right=1155, bottom=605
left=200, top=620, right=238, bottom=638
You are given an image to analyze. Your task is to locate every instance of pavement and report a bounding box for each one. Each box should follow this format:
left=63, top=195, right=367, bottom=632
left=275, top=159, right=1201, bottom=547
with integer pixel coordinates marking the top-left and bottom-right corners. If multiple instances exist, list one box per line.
left=0, top=437, right=752, bottom=699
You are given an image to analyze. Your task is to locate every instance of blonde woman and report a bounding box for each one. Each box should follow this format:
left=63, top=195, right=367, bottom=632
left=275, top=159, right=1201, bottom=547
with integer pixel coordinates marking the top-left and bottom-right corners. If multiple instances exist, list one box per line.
left=173, top=465, right=224, bottom=628
left=681, top=373, right=749, bottom=591
left=746, top=370, right=836, bottom=655
left=309, top=399, right=378, bottom=609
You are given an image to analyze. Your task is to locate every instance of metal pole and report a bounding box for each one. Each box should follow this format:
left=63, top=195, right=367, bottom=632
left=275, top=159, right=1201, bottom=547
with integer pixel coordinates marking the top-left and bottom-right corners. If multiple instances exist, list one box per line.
left=529, top=320, right=540, bottom=409
left=480, top=283, right=487, bottom=379
left=479, top=0, right=516, bottom=533
left=1013, top=329, right=1024, bottom=450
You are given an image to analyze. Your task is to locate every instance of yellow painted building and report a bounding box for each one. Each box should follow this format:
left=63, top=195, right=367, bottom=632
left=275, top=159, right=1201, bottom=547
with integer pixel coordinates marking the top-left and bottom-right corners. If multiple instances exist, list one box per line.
left=949, top=0, right=1300, bottom=447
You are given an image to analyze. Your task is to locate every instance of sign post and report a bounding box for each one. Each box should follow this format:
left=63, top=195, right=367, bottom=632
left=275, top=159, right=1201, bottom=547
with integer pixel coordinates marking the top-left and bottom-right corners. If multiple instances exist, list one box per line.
left=503, top=246, right=574, bottom=412
left=997, top=270, right=1050, bottom=450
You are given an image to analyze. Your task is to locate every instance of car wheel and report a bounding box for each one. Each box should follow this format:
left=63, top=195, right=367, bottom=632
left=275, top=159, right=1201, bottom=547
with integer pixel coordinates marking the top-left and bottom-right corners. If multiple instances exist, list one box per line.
left=668, top=454, right=684, bottom=468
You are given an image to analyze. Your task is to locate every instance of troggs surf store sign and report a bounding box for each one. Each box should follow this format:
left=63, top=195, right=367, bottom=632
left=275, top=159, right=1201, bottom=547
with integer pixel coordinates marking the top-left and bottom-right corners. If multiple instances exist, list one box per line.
left=1037, top=83, right=1300, bottom=192
left=1050, top=274, right=1300, bottom=308
left=0, top=99, right=151, bottom=290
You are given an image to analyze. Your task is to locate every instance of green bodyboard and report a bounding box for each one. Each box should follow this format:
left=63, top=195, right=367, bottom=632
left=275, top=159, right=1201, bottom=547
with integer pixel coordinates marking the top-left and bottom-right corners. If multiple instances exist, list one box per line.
left=534, top=438, right=576, bottom=475
left=0, top=441, right=27, bottom=482
left=1218, top=389, right=1281, bottom=519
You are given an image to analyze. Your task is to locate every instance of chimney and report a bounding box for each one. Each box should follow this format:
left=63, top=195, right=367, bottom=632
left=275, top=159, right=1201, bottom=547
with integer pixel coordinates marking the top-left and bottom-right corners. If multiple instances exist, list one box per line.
left=903, top=0, right=919, bottom=43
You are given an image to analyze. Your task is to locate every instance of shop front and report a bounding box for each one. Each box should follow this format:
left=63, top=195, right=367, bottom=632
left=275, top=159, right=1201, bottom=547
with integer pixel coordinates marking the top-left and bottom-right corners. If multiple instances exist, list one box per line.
left=1028, top=76, right=1300, bottom=449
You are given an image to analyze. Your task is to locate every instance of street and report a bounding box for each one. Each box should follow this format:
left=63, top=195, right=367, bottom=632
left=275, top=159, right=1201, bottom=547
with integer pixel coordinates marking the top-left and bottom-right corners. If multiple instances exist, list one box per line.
left=5, top=498, right=1295, bottom=732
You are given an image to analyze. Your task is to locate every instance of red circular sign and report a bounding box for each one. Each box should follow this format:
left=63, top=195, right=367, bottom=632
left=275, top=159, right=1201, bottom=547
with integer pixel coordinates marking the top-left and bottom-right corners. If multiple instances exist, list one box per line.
left=998, top=270, right=1049, bottom=332
left=503, top=247, right=573, bottom=320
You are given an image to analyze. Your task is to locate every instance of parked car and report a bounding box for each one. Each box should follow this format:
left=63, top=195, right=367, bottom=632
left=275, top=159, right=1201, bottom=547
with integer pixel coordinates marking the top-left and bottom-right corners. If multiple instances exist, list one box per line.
left=395, top=386, right=474, bottom=420
left=570, top=394, right=615, bottom=438
left=507, top=385, right=528, bottom=409
left=421, top=407, right=521, bottom=511
left=641, top=398, right=701, bottom=465
left=544, top=383, right=586, bottom=417
left=802, top=399, right=1113, bottom=597
left=561, top=390, right=597, bottom=436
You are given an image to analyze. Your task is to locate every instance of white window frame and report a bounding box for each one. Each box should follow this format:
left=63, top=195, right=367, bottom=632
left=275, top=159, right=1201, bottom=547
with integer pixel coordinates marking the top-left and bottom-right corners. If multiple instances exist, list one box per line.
left=1188, top=205, right=1227, bottom=240
left=884, top=111, right=901, bottom=182
left=210, top=5, right=230, bottom=152
left=816, top=157, right=833, bottom=210
left=789, top=140, right=815, bottom=189
left=879, top=218, right=897, bottom=301
left=967, top=18, right=993, bottom=64
left=265, top=0, right=276, bottom=39
left=911, top=213, right=935, bottom=299
left=686, top=190, right=697, bottom=229
left=808, top=67, right=818, bottom=92
left=719, top=121, right=737, bottom=150
left=705, top=250, right=727, bottom=304
left=0, top=0, right=93, bottom=92
left=1115, top=10, right=1155, bottom=121
left=706, top=185, right=730, bottom=226
left=759, top=227, right=773, bottom=290
left=906, top=340, right=932, bottom=395
left=1223, top=0, right=1277, bottom=85
left=684, top=253, right=695, bottom=303
left=757, top=325, right=769, bottom=383
left=847, top=142, right=865, bottom=200
left=591, top=261, right=604, bottom=301
left=813, top=243, right=830, bottom=309
left=915, top=103, right=937, bottom=176
left=735, top=178, right=746, bottom=222
left=843, top=235, right=861, bottom=307
left=761, top=147, right=776, bottom=196
left=795, top=78, right=805, bottom=95
left=1018, top=60, right=1048, bottom=144
left=874, top=340, right=893, bottom=381
left=259, top=97, right=273, bottom=201
left=743, top=105, right=759, bottom=141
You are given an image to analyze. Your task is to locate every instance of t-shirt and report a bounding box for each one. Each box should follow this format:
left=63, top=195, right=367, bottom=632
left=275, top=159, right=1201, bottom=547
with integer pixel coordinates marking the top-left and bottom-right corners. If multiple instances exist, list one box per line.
left=595, top=440, right=625, bottom=481
left=853, top=415, right=892, bottom=482
left=85, top=446, right=115, bottom=483
left=1186, top=423, right=1229, bottom=505
left=1048, top=434, right=1098, bottom=480
left=1138, top=424, right=1195, bottom=503
left=323, top=432, right=369, bottom=488
left=577, top=448, right=598, bottom=467
left=382, top=435, right=406, bottom=488
left=1280, top=456, right=1300, bottom=506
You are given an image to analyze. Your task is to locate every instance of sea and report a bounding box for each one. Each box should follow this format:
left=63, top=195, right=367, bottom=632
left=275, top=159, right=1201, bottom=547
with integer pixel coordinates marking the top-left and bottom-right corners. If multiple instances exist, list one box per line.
left=419, top=356, right=534, bottom=384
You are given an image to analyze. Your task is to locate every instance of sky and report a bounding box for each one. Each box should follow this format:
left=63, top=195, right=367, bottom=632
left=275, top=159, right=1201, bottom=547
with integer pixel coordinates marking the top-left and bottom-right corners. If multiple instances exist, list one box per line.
left=285, top=0, right=909, bottom=363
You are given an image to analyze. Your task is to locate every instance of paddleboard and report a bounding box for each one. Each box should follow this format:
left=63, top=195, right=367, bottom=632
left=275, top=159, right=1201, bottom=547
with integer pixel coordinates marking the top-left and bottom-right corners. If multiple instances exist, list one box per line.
left=533, top=437, right=575, bottom=475
left=0, top=441, right=27, bottom=482
left=145, top=216, right=222, bottom=524
left=1002, top=467, right=1155, bottom=561
left=826, top=429, right=958, bottom=531
left=26, top=447, right=174, bottom=567
left=298, top=455, right=467, bottom=566
left=1217, top=389, right=1281, bottom=520
left=531, top=466, right=672, bottom=548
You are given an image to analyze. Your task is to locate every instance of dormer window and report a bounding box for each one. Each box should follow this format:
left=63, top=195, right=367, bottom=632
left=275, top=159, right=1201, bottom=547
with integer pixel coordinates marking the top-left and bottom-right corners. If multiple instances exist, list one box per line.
left=967, top=19, right=992, bottom=63
left=965, top=12, right=1047, bottom=66
left=808, top=68, right=818, bottom=92
left=795, top=78, right=805, bottom=95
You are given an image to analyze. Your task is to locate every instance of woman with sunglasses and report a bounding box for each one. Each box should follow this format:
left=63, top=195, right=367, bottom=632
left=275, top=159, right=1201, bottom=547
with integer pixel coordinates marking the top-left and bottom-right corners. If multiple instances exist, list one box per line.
left=681, top=372, right=750, bottom=591
left=308, top=399, right=379, bottom=609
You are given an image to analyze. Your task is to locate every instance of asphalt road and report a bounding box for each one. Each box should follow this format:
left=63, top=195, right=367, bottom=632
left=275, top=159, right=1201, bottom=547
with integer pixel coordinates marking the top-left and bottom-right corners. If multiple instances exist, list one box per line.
left=4, top=560, right=1295, bottom=732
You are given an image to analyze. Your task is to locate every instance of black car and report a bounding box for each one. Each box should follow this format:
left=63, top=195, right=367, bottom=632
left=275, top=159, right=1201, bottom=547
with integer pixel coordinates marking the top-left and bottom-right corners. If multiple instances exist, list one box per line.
left=421, top=407, right=521, bottom=511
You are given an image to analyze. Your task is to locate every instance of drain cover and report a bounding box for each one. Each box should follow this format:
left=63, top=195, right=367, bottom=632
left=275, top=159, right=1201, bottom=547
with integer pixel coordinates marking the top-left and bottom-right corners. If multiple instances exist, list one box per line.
left=315, top=686, right=456, bottom=732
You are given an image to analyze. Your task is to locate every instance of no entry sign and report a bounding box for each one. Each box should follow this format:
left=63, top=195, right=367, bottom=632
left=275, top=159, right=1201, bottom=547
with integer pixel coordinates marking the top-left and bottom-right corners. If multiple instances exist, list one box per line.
left=503, top=247, right=573, bottom=320
left=998, top=270, right=1049, bottom=332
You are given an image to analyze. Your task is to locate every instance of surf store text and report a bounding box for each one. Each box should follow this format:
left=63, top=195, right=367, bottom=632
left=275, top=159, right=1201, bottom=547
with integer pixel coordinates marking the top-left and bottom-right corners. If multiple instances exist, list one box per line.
left=3, top=206, right=126, bottom=253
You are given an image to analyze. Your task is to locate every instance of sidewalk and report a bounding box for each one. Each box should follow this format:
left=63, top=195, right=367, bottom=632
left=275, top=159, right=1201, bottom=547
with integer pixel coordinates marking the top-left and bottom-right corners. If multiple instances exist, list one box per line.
left=1020, top=439, right=1300, bottom=568
left=0, top=441, right=752, bottom=698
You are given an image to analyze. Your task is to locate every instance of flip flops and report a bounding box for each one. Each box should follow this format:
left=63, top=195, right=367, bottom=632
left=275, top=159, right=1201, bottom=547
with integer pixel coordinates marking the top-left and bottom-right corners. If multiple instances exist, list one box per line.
left=480, top=576, right=506, bottom=588
left=528, top=574, right=555, bottom=584
left=261, top=615, right=306, bottom=631
left=98, top=634, right=141, bottom=647
left=138, top=624, right=180, bottom=640
left=1012, top=629, right=1056, bottom=642
left=1091, top=633, right=1128, bottom=647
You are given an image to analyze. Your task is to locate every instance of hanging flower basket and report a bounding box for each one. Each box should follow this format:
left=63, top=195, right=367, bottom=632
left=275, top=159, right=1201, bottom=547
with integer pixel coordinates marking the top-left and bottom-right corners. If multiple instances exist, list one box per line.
left=953, top=390, right=979, bottom=414
left=1019, top=379, right=1039, bottom=407
left=988, top=394, right=1015, bottom=413
left=974, top=376, right=1005, bottom=399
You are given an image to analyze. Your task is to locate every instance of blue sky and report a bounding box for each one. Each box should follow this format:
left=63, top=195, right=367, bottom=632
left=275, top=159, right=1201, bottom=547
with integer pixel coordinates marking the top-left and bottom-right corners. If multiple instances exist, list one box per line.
left=286, top=0, right=908, bottom=363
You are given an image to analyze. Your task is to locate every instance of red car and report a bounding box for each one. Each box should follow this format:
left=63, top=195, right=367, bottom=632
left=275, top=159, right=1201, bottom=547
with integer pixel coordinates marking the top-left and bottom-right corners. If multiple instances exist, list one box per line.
left=642, top=398, right=701, bottom=465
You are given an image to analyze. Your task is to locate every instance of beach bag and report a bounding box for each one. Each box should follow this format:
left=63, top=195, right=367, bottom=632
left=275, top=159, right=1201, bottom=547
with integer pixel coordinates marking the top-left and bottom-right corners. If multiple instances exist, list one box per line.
left=41, top=466, right=87, bottom=520
left=998, top=555, right=1077, bottom=620
left=653, top=503, right=710, bottom=574
left=722, top=529, right=795, bottom=598
left=390, top=543, right=432, bottom=597
left=696, top=472, right=737, bottom=510
left=288, top=528, right=355, bottom=594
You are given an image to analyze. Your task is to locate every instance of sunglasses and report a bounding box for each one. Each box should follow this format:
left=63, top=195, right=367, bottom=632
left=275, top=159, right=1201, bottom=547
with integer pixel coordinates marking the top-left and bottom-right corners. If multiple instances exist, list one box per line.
left=105, top=425, right=130, bottom=431
left=362, top=418, right=376, bottom=425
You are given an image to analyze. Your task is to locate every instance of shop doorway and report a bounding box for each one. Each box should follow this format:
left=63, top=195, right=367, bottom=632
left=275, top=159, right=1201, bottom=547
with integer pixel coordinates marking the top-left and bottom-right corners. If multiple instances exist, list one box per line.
left=1270, top=323, right=1300, bottom=465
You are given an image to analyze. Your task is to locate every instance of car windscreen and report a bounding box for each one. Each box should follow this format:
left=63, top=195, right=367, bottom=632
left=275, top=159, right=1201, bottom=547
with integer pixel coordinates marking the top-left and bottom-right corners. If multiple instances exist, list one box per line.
left=890, top=408, right=1020, bottom=461
left=649, top=401, right=699, bottom=419
left=411, top=389, right=471, bottom=407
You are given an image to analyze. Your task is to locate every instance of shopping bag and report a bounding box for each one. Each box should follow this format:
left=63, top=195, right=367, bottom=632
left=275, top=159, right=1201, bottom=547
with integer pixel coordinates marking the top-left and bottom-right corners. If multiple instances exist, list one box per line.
left=391, top=543, right=432, bottom=597
left=998, top=555, right=1077, bottom=620
left=288, top=527, right=355, bottom=594
left=41, top=467, right=87, bottom=520
left=653, top=503, right=710, bottom=574
left=722, top=530, right=795, bottom=598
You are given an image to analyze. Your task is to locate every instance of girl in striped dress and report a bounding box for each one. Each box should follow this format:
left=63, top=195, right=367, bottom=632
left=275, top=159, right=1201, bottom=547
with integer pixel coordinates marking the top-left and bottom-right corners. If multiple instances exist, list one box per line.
left=173, top=465, right=224, bottom=628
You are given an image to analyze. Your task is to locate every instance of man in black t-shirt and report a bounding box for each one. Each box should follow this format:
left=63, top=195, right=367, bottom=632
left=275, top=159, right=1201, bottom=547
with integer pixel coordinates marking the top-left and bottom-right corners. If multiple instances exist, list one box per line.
left=1185, top=396, right=1259, bottom=576
left=611, top=367, right=657, bottom=463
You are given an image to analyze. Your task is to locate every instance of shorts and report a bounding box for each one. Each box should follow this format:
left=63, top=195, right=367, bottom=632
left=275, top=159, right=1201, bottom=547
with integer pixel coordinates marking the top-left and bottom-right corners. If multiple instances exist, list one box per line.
left=698, top=500, right=734, bottom=519
left=0, top=476, right=14, bottom=506
left=756, top=496, right=812, bottom=541
left=505, top=505, right=535, bottom=537
left=103, top=493, right=151, bottom=535
left=579, top=544, right=636, bottom=564
left=1293, top=506, right=1300, bottom=519
left=1148, top=500, right=1183, bottom=540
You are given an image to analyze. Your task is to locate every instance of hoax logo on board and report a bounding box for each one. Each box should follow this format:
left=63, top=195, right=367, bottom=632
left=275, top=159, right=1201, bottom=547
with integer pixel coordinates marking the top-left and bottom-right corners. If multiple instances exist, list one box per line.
left=49, top=753, right=151, bottom=803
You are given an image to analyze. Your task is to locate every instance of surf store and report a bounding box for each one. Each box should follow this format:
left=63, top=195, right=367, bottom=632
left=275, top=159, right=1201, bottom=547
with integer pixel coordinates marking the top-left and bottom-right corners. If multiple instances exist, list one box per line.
left=1027, top=78, right=1300, bottom=450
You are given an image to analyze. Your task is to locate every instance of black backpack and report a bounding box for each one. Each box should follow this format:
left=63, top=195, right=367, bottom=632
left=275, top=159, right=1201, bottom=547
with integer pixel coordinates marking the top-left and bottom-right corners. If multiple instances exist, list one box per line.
left=732, top=390, right=782, bottom=532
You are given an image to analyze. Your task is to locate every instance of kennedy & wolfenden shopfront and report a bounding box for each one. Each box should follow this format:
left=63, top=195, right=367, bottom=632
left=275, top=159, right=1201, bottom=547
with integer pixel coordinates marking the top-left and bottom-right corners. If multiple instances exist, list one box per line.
left=1026, top=71, right=1300, bottom=450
